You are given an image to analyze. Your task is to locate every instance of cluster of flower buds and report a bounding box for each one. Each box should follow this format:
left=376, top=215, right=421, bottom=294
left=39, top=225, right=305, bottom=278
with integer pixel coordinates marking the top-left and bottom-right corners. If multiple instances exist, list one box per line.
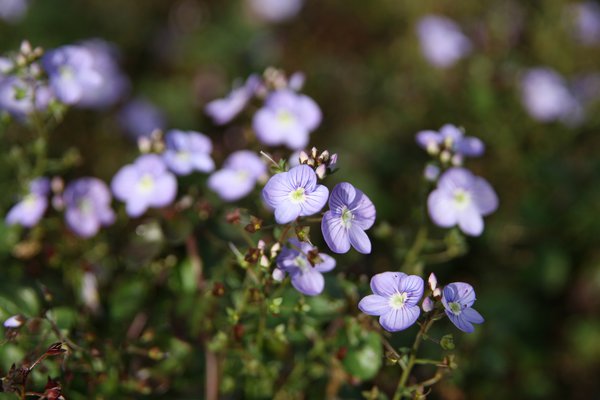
left=422, top=273, right=442, bottom=312
left=13, top=41, right=44, bottom=69
left=298, top=147, right=338, bottom=179
left=416, top=124, right=484, bottom=169
left=137, top=129, right=166, bottom=154
left=258, top=67, right=305, bottom=95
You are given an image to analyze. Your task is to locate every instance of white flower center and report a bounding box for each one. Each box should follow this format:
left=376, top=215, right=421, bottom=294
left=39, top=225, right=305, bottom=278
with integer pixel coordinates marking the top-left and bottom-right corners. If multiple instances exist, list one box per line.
left=340, top=206, right=353, bottom=228
left=176, top=151, right=190, bottom=161
left=453, top=188, right=471, bottom=209
left=449, top=301, right=462, bottom=315
left=277, top=110, right=295, bottom=126
left=289, top=187, right=306, bottom=203
left=59, top=66, right=74, bottom=80
left=389, top=292, right=408, bottom=310
left=78, top=198, right=93, bottom=215
left=138, top=174, right=155, bottom=193
left=294, top=255, right=309, bottom=272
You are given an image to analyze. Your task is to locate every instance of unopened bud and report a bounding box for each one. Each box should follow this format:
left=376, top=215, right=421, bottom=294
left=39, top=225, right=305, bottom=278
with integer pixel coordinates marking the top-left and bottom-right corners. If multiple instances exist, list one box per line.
left=428, top=273, right=437, bottom=291
left=319, top=150, right=330, bottom=163
left=138, top=137, right=151, bottom=153
left=433, top=288, right=442, bottom=298
left=3, top=315, right=26, bottom=328
left=315, top=164, right=326, bottom=179
left=422, top=297, right=434, bottom=312
left=299, top=151, right=309, bottom=164
left=310, top=147, right=318, bottom=159
left=440, top=150, right=451, bottom=163
left=272, top=268, right=286, bottom=281
left=451, top=154, right=463, bottom=166
left=20, top=40, right=32, bottom=55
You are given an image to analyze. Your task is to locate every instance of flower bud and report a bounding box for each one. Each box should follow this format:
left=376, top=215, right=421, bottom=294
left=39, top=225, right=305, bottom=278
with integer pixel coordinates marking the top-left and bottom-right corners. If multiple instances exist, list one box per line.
left=315, top=164, right=327, bottom=179
left=422, top=297, right=434, bottom=312
left=3, top=315, right=26, bottom=328
left=272, top=268, right=286, bottom=282
left=428, top=273, right=437, bottom=291
left=299, top=150, right=309, bottom=164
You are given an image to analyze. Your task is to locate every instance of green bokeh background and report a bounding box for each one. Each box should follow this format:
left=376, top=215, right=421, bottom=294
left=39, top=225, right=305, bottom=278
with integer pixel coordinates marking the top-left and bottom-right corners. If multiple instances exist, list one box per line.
left=1, top=0, right=600, bottom=399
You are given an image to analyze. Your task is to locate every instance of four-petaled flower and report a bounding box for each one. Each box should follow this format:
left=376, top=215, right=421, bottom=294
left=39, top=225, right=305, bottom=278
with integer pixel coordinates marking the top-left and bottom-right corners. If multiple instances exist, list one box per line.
left=262, top=165, right=329, bottom=224
left=163, top=130, right=215, bottom=175
left=358, top=272, right=424, bottom=332
left=5, top=177, right=50, bottom=228
left=442, top=282, right=484, bottom=333
left=427, top=167, right=498, bottom=236
left=111, top=154, right=177, bottom=217
left=321, top=182, right=376, bottom=254
left=208, top=150, right=267, bottom=201
left=275, top=239, right=336, bottom=296
left=63, top=177, right=115, bottom=238
left=253, top=89, right=321, bottom=150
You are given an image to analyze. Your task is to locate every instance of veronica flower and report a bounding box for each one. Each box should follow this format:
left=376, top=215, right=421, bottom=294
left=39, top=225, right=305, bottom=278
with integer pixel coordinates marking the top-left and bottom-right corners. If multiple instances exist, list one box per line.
left=111, top=154, right=177, bottom=217
left=442, top=282, right=484, bottom=333
left=247, top=0, right=304, bottom=23
left=75, top=39, right=130, bottom=109
left=5, top=177, right=50, bottom=227
left=205, top=75, right=260, bottom=125
left=427, top=168, right=498, bottom=236
left=416, top=15, right=472, bottom=68
left=42, top=45, right=103, bottom=105
left=118, top=98, right=166, bottom=139
left=262, top=165, right=328, bottom=224
left=358, top=272, right=424, bottom=332
left=520, top=68, right=582, bottom=124
left=321, top=182, right=376, bottom=254
left=275, top=239, right=336, bottom=296
left=163, top=130, right=215, bottom=175
left=416, top=124, right=484, bottom=158
left=0, top=76, right=52, bottom=119
left=63, top=178, right=115, bottom=238
left=208, top=150, right=267, bottom=201
left=253, top=89, right=321, bottom=150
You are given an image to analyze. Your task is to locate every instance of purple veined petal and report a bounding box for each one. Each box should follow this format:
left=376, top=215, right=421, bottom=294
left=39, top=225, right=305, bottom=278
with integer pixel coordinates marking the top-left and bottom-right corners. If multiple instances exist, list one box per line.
left=458, top=136, right=485, bottom=157
left=321, top=211, right=351, bottom=253
left=65, top=208, right=100, bottom=238
left=358, top=294, right=390, bottom=316
left=471, top=176, right=498, bottom=215
left=274, top=202, right=302, bottom=224
left=315, top=253, right=336, bottom=273
left=349, top=189, right=376, bottom=230
left=427, top=190, right=459, bottom=227
left=296, top=94, right=322, bottom=131
left=447, top=282, right=476, bottom=307
left=287, top=165, right=317, bottom=192
left=300, top=184, right=329, bottom=216
left=379, top=305, right=420, bottom=332
left=111, top=165, right=138, bottom=201
left=148, top=173, right=177, bottom=208
left=415, top=130, right=442, bottom=149
left=439, top=124, right=463, bottom=141
left=262, top=172, right=294, bottom=208
left=348, top=225, right=371, bottom=254
left=462, top=307, right=484, bottom=324
left=208, top=169, right=255, bottom=201
left=457, top=206, right=484, bottom=236
left=290, top=269, right=325, bottom=296
left=328, top=182, right=356, bottom=214
left=369, top=272, right=405, bottom=297
left=399, top=275, right=424, bottom=306
left=446, top=311, right=474, bottom=333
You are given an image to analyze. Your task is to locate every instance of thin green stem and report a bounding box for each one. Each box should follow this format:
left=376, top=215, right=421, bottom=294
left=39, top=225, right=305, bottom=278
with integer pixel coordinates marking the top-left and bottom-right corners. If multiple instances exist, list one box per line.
left=392, top=317, right=436, bottom=400
left=402, top=225, right=428, bottom=274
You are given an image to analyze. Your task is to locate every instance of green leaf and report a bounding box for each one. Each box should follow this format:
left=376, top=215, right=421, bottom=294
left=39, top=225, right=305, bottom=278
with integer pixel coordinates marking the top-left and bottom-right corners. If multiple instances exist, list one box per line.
left=343, top=331, right=383, bottom=380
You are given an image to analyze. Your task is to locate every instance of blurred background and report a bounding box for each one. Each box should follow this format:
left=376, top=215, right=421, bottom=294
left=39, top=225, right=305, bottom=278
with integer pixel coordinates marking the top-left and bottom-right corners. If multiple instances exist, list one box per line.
left=1, top=0, right=600, bottom=399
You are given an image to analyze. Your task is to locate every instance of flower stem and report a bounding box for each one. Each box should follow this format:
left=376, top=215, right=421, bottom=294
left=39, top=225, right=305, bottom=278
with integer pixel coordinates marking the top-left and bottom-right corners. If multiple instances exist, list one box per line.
left=403, top=225, right=428, bottom=274
left=392, top=317, right=436, bottom=400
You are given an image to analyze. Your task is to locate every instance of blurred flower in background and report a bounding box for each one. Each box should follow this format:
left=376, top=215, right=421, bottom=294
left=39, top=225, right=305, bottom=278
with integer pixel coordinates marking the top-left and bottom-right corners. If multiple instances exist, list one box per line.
left=0, top=0, right=28, bottom=23
left=520, top=67, right=583, bottom=125
left=416, top=15, right=472, bottom=68
left=75, top=39, right=130, bottom=109
left=569, top=1, right=600, bottom=45
left=208, top=150, right=267, bottom=201
left=163, top=130, right=215, bottom=175
left=63, top=177, right=115, bottom=238
left=0, top=76, right=52, bottom=119
left=247, top=0, right=303, bottom=23
left=118, top=98, right=167, bottom=139
left=5, top=177, right=50, bottom=228
left=205, top=74, right=260, bottom=125
left=253, top=89, right=322, bottom=149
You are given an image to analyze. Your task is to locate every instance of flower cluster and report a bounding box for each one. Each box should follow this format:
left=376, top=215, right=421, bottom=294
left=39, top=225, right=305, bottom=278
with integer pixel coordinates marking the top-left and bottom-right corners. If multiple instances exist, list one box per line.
left=205, top=69, right=321, bottom=150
